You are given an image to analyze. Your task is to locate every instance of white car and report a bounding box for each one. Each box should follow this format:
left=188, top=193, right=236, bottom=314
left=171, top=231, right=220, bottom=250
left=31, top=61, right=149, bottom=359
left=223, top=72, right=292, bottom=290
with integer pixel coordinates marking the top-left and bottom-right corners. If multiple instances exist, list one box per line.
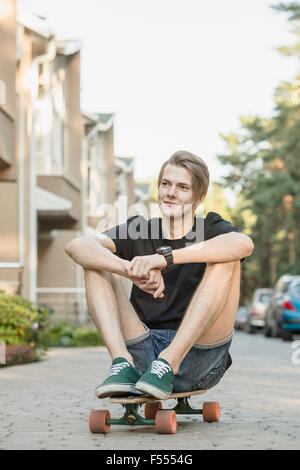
left=245, top=288, right=273, bottom=334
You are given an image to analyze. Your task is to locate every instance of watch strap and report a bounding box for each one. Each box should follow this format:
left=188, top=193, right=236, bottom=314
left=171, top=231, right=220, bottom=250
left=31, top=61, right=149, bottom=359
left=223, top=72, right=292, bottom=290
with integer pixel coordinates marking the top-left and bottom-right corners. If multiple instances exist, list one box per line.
left=157, top=246, right=174, bottom=272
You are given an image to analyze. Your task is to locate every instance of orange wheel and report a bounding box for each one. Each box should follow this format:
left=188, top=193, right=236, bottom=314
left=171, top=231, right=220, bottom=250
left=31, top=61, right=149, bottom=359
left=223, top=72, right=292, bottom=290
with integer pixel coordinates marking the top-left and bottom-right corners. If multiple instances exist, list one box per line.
left=144, top=401, right=162, bottom=419
left=202, top=402, right=220, bottom=422
left=89, top=409, right=111, bottom=434
left=155, top=410, right=177, bottom=434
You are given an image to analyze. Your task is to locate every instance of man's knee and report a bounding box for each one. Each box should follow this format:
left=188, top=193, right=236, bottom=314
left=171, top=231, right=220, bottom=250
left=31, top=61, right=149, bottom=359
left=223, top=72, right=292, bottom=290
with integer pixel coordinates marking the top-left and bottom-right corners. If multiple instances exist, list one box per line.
left=203, top=261, right=240, bottom=283
left=206, top=260, right=240, bottom=272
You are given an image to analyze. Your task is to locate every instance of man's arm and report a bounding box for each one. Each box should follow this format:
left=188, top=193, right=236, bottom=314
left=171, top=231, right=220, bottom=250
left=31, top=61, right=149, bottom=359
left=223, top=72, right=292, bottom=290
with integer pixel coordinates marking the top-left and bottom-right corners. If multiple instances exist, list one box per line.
left=173, top=232, right=254, bottom=265
left=126, top=232, right=254, bottom=280
left=65, top=235, right=165, bottom=298
left=64, top=235, right=130, bottom=277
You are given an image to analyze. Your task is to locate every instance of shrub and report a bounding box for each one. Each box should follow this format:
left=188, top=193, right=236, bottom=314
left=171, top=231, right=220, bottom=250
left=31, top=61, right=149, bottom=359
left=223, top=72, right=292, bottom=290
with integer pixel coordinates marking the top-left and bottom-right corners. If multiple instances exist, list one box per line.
left=0, top=290, right=52, bottom=359
left=48, top=321, right=104, bottom=347
left=0, top=290, right=105, bottom=368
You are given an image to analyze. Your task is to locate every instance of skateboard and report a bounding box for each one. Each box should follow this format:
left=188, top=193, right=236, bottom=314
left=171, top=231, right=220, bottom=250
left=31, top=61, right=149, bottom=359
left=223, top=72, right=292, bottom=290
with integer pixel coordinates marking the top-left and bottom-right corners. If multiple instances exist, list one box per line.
left=89, top=389, right=220, bottom=434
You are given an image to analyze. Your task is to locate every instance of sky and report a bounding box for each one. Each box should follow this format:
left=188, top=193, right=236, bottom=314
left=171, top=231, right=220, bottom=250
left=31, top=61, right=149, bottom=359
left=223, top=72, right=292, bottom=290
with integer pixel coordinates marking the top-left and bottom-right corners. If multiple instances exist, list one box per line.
left=19, top=0, right=299, bottom=191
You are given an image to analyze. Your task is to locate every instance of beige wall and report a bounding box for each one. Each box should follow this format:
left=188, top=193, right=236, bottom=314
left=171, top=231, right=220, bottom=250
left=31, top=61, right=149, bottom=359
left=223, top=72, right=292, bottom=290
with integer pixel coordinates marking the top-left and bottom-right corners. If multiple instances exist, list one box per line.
left=16, top=30, right=34, bottom=301
left=0, top=0, right=21, bottom=295
left=0, top=0, right=16, bottom=172
left=0, top=182, right=19, bottom=261
left=0, top=267, right=22, bottom=295
left=38, top=230, right=78, bottom=287
left=0, top=0, right=16, bottom=118
left=37, top=230, right=87, bottom=324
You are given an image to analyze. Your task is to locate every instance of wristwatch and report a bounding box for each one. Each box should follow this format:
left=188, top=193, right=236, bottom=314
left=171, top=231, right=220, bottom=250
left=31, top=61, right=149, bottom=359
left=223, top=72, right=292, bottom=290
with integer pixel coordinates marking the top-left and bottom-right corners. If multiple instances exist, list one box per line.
left=157, top=245, right=174, bottom=272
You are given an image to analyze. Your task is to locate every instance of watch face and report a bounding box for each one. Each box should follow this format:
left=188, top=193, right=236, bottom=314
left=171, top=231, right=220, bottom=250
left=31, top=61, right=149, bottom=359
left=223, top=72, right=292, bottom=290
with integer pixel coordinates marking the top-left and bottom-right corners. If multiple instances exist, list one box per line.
left=158, top=245, right=172, bottom=255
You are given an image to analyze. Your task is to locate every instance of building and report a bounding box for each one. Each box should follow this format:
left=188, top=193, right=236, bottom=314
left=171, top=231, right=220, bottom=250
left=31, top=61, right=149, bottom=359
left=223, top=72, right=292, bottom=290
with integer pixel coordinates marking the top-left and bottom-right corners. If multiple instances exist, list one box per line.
left=0, top=0, right=23, bottom=297
left=0, top=1, right=136, bottom=324
left=82, top=111, right=116, bottom=235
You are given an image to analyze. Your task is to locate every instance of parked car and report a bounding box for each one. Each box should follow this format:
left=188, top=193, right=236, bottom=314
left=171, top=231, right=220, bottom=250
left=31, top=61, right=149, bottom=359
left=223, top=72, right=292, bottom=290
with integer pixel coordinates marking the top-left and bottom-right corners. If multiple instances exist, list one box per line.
left=264, top=274, right=300, bottom=341
left=235, top=304, right=249, bottom=330
left=245, top=288, right=273, bottom=334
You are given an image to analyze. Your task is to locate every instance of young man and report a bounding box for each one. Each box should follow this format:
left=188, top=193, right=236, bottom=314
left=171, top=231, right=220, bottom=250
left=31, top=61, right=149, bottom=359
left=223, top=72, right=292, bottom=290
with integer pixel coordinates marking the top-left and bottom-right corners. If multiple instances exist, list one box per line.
left=65, top=150, right=254, bottom=400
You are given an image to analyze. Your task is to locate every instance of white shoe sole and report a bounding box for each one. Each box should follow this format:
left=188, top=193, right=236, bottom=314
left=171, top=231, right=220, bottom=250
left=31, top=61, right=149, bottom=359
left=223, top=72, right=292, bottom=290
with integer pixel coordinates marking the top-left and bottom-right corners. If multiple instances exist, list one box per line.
left=95, top=383, right=144, bottom=399
left=135, top=381, right=172, bottom=400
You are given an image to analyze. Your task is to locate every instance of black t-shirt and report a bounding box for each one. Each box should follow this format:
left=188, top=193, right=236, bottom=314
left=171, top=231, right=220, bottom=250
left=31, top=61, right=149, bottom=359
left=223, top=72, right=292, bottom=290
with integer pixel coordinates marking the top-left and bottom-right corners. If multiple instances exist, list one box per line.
left=103, top=212, right=244, bottom=330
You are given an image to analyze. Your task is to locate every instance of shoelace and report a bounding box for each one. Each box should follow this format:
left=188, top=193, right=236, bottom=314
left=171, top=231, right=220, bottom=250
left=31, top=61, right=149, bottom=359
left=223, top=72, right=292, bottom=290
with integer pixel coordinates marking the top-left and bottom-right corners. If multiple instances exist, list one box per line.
left=109, top=362, right=130, bottom=376
left=150, top=360, right=171, bottom=378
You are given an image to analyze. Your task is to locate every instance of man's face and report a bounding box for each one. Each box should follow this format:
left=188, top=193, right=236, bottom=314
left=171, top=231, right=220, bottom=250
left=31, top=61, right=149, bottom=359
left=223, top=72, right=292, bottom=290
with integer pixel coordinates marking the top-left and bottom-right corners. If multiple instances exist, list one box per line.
left=158, top=164, right=200, bottom=219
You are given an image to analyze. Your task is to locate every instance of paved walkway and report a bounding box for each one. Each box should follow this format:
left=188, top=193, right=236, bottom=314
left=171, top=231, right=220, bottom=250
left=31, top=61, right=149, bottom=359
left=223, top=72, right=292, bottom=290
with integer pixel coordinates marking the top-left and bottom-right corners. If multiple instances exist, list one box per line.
left=0, top=331, right=299, bottom=450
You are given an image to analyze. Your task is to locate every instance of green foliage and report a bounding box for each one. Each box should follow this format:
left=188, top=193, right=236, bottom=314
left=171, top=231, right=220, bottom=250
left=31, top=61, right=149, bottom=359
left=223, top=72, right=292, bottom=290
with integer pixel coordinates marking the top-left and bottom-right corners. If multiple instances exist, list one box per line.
left=271, top=2, right=300, bottom=22
left=216, top=2, right=300, bottom=300
left=0, top=291, right=104, bottom=369
left=271, top=3, right=300, bottom=57
left=48, top=321, right=104, bottom=347
left=201, top=182, right=233, bottom=221
left=0, top=290, right=52, bottom=350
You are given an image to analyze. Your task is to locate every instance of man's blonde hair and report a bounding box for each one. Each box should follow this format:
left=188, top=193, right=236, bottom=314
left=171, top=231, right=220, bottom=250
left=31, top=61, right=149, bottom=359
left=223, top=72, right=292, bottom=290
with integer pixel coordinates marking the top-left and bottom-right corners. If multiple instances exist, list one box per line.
left=158, top=150, right=210, bottom=202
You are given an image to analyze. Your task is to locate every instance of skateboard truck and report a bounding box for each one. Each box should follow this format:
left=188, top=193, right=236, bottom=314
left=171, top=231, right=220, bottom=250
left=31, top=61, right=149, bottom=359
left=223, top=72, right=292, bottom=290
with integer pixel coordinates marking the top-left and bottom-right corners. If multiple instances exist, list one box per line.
left=174, top=397, right=202, bottom=414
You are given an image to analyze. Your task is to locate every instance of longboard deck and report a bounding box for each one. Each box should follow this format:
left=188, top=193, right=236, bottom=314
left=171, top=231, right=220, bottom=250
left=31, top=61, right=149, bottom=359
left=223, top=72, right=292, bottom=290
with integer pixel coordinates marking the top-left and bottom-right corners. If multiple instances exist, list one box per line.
left=109, top=389, right=207, bottom=405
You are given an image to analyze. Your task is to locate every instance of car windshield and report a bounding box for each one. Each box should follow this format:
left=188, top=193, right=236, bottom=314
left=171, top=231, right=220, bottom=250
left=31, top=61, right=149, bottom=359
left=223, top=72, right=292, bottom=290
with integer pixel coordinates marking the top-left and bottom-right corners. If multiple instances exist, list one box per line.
left=259, top=293, right=272, bottom=305
left=290, top=282, right=300, bottom=299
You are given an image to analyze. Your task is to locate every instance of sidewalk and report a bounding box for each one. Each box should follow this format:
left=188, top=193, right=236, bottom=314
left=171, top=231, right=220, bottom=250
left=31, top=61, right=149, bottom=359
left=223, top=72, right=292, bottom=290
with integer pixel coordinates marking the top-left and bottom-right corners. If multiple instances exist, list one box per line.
left=0, top=331, right=299, bottom=450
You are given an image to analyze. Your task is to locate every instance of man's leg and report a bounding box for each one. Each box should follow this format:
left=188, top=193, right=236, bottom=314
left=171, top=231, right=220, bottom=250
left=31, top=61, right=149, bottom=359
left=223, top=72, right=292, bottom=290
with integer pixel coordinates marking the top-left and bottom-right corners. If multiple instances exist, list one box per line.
left=83, top=268, right=146, bottom=365
left=158, top=261, right=241, bottom=374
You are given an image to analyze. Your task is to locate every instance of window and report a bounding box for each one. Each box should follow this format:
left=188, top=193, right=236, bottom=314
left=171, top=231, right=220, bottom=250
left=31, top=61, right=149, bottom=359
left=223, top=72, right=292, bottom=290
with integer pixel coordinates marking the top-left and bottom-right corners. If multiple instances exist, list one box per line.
left=289, top=282, right=300, bottom=299
left=259, top=293, right=272, bottom=305
left=36, top=61, right=67, bottom=175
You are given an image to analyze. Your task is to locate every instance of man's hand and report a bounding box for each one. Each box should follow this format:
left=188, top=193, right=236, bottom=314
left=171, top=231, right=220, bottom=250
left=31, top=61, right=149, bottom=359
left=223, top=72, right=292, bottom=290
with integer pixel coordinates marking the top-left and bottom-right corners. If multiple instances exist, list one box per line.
left=124, top=261, right=165, bottom=299
left=132, top=269, right=165, bottom=299
left=126, top=254, right=167, bottom=279
left=138, top=269, right=165, bottom=299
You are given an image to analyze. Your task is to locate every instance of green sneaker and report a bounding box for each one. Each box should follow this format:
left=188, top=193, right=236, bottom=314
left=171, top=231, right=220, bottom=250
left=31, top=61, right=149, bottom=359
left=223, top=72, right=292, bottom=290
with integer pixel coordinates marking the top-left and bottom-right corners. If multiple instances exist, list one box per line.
left=95, top=357, right=143, bottom=398
left=135, top=358, right=174, bottom=399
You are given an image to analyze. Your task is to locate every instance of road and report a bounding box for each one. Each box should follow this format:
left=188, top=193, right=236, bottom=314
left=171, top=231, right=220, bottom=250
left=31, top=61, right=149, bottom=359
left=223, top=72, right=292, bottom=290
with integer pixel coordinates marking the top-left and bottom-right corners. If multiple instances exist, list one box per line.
left=0, top=330, right=299, bottom=450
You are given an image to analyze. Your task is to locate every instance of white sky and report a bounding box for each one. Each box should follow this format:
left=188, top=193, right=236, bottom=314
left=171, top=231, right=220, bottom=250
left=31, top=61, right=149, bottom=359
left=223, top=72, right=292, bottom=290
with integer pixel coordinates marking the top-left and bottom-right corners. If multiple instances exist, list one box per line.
left=19, top=0, right=299, bottom=187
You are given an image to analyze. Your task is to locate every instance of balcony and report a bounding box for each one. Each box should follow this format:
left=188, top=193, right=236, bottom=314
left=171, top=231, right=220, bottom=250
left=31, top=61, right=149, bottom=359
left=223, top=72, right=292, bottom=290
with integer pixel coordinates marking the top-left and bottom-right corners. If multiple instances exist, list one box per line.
left=37, top=175, right=80, bottom=230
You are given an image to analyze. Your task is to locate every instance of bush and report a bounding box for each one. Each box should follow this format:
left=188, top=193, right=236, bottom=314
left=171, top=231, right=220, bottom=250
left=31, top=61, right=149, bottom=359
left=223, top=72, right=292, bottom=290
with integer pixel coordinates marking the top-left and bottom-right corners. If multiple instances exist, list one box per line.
left=0, top=290, right=104, bottom=368
left=0, top=290, right=52, bottom=366
left=48, top=321, right=104, bottom=347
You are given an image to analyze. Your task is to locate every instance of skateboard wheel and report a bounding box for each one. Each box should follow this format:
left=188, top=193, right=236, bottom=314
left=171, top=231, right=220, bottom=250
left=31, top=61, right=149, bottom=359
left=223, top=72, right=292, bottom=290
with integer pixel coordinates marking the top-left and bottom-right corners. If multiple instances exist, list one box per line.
left=155, top=410, right=177, bottom=434
left=202, top=402, right=220, bottom=422
left=89, top=409, right=111, bottom=434
left=144, top=401, right=162, bottom=419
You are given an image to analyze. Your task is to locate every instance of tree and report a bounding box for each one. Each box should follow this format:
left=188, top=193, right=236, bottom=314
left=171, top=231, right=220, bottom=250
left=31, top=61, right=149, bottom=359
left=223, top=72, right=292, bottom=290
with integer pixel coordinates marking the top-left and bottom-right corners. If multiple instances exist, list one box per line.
left=216, top=2, right=300, bottom=299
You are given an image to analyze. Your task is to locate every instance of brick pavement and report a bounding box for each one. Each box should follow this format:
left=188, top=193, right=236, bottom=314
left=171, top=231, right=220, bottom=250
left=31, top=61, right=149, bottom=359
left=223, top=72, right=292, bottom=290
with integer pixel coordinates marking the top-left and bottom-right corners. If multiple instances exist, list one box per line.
left=0, top=331, right=299, bottom=450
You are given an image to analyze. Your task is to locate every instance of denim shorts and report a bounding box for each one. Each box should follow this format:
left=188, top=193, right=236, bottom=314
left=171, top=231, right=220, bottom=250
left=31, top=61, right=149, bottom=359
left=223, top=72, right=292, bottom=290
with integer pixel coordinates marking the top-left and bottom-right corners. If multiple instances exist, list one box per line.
left=125, top=323, right=233, bottom=393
